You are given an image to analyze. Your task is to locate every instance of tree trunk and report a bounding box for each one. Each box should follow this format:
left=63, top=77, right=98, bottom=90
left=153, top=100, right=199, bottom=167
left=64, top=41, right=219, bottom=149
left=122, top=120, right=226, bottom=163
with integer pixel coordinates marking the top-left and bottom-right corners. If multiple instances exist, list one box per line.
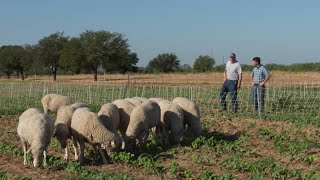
left=94, top=69, right=98, bottom=81
left=6, top=73, right=10, bottom=79
left=53, top=68, right=57, bottom=81
left=21, top=68, right=25, bottom=80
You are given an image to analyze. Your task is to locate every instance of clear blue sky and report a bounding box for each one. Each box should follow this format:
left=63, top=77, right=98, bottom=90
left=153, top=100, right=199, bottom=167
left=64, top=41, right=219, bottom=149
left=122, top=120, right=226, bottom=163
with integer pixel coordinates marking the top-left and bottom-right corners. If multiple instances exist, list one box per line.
left=1, top=0, right=320, bottom=66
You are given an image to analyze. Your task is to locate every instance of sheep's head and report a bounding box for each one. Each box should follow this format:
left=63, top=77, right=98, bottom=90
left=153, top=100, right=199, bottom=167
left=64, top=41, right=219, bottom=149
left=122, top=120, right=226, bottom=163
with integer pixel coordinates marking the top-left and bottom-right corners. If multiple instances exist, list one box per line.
left=53, top=124, right=69, bottom=148
left=111, top=134, right=122, bottom=152
left=32, top=148, right=44, bottom=168
left=170, top=129, right=184, bottom=144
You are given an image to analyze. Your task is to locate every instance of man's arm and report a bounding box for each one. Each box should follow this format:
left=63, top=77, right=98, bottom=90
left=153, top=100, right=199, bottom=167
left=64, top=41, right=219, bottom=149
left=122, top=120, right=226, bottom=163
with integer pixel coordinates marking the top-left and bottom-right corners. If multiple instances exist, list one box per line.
left=259, top=67, right=271, bottom=86
left=238, top=73, right=242, bottom=88
left=260, top=75, right=271, bottom=86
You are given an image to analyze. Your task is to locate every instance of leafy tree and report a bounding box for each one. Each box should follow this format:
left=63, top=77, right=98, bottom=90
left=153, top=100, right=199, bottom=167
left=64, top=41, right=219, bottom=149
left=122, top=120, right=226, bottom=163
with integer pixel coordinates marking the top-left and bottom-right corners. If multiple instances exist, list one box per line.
left=17, top=44, right=36, bottom=80
left=36, top=32, right=69, bottom=81
left=102, top=33, right=138, bottom=74
left=147, top=53, right=180, bottom=73
left=60, top=38, right=85, bottom=74
left=79, top=30, right=113, bottom=81
left=193, top=55, right=215, bottom=72
left=0, top=46, right=21, bottom=79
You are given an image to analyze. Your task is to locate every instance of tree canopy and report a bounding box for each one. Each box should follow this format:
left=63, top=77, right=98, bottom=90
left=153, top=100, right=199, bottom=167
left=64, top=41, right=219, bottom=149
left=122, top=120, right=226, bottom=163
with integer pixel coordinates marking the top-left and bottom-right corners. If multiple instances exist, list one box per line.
left=193, top=55, right=215, bottom=72
left=147, top=53, right=180, bottom=73
left=36, top=32, right=69, bottom=81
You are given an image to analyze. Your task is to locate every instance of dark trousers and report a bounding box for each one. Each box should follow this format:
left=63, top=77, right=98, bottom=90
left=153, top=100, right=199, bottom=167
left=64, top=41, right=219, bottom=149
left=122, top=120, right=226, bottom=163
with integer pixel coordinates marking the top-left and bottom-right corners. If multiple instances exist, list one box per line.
left=220, top=80, right=238, bottom=112
left=251, top=85, right=266, bottom=113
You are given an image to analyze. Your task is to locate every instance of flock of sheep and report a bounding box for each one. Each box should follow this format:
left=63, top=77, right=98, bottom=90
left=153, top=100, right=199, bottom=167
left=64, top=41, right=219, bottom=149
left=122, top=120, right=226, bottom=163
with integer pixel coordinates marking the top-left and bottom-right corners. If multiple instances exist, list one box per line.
left=17, top=94, right=202, bottom=167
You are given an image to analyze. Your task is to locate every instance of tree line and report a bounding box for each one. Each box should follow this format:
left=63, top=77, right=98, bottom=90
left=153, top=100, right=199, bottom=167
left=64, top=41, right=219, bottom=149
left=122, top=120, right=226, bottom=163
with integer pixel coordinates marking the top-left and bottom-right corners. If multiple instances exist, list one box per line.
left=0, top=30, right=138, bottom=81
left=1, top=30, right=319, bottom=81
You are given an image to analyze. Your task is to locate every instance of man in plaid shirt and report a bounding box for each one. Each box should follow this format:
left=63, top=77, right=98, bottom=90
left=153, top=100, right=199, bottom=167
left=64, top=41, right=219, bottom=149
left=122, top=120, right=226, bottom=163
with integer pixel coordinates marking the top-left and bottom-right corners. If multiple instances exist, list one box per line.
left=251, top=57, right=271, bottom=113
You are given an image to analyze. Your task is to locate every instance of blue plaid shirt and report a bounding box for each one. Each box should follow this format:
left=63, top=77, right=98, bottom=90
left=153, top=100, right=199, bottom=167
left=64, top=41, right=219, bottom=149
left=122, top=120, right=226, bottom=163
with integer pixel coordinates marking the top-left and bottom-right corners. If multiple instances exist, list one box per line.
left=252, top=65, right=271, bottom=83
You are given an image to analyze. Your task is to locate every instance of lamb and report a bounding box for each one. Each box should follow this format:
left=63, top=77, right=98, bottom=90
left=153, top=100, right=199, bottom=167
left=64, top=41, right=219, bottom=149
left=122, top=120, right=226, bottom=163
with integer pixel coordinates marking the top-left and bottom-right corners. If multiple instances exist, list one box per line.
left=112, top=99, right=135, bottom=149
left=53, top=103, right=88, bottom=160
left=126, top=100, right=161, bottom=151
left=125, top=97, right=147, bottom=106
left=157, top=100, right=184, bottom=145
left=41, top=94, right=72, bottom=114
left=172, top=97, right=202, bottom=138
left=17, top=108, right=54, bottom=167
left=71, top=108, right=121, bottom=165
left=98, top=103, right=122, bottom=152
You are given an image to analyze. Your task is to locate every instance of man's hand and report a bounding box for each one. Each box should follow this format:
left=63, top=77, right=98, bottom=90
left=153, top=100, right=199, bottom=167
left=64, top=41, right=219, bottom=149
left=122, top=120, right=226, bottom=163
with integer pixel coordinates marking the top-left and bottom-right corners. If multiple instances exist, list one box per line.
left=237, top=83, right=241, bottom=89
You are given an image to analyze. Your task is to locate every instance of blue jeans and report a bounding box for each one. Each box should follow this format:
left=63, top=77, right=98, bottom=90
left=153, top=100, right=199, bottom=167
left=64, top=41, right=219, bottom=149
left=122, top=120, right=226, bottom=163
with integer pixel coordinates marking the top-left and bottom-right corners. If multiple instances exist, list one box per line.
left=220, top=80, right=238, bottom=112
left=251, top=85, right=265, bottom=113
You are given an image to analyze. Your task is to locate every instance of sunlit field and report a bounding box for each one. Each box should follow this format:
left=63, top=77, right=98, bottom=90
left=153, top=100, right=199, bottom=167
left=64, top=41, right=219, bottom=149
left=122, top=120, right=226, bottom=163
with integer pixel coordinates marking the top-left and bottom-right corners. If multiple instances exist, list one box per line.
left=1, top=72, right=320, bottom=179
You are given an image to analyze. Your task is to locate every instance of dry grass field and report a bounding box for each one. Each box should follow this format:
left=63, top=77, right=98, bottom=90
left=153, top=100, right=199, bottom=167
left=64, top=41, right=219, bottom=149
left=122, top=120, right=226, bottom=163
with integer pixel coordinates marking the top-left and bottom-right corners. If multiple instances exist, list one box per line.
left=6, top=71, right=320, bottom=87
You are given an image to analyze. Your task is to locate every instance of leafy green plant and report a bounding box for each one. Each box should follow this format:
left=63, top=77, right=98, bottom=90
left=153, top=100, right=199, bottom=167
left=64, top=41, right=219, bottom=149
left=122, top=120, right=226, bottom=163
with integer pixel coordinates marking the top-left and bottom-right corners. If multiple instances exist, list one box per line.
left=111, top=152, right=134, bottom=164
left=0, top=171, right=8, bottom=179
left=168, top=160, right=182, bottom=178
left=301, top=154, right=318, bottom=165
left=183, top=168, right=193, bottom=180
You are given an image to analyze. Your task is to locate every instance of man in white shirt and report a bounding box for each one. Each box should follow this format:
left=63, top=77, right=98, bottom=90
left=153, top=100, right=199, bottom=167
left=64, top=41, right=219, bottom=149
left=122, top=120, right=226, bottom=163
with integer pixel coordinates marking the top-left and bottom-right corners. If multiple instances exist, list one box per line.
left=219, top=53, right=242, bottom=113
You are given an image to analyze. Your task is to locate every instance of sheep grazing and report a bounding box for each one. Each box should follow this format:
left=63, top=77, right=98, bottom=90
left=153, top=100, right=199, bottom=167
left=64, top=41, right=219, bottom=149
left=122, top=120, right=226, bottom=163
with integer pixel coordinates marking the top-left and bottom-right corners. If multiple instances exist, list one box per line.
left=158, top=100, right=184, bottom=145
left=112, top=99, right=135, bottom=150
left=98, top=103, right=122, bottom=152
left=125, top=97, right=147, bottom=106
left=41, top=94, right=72, bottom=114
left=126, top=100, right=161, bottom=151
left=71, top=108, right=121, bottom=165
left=54, top=103, right=88, bottom=160
left=172, top=97, right=202, bottom=138
left=17, top=108, right=54, bottom=167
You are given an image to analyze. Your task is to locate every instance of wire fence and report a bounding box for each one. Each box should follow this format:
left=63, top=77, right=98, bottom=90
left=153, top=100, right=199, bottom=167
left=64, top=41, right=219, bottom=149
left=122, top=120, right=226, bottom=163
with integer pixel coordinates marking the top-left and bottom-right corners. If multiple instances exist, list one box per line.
left=1, top=81, right=320, bottom=126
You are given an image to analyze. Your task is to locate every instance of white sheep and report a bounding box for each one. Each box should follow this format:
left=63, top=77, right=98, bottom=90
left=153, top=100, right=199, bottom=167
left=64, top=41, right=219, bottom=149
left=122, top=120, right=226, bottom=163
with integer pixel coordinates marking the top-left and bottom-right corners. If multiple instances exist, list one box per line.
left=125, top=97, right=147, bottom=106
left=172, top=97, right=202, bottom=138
left=158, top=100, right=184, bottom=145
left=98, top=103, right=120, bottom=132
left=17, top=108, right=54, bottom=167
left=98, top=103, right=122, bottom=152
left=41, top=94, right=72, bottom=114
left=54, top=103, right=88, bottom=160
left=126, top=100, right=161, bottom=151
left=71, top=108, right=121, bottom=165
left=112, top=99, right=135, bottom=150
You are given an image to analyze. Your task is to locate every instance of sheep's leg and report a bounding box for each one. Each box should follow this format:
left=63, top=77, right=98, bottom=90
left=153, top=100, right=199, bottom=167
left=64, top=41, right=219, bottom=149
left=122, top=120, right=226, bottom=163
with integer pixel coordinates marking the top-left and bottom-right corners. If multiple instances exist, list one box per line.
left=98, top=145, right=108, bottom=164
left=79, top=141, right=85, bottom=165
left=64, top=147, right=68, bottom=160
left=163, top=128, right=169, bottom=147
left=22, top=141, right=28, bottom=165
left=43, top=149, right=47, bottom=167
left=72, top=138, right=79, bottom=160
left=92, top=145, right=99, bottom=162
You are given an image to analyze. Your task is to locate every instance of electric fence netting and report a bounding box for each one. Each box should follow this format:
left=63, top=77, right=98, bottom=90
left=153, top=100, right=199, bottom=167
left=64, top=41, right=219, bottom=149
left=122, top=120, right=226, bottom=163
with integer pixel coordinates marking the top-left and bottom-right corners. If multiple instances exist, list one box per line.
left=1, top=80, right=320, bottom=126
